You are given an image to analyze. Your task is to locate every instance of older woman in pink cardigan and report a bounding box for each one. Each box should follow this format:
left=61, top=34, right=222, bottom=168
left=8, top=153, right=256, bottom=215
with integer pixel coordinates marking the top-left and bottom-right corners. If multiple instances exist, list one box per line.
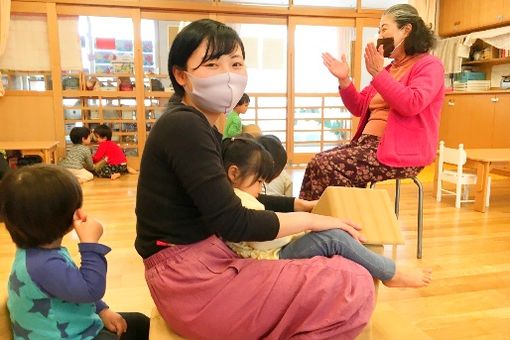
left=300, top=4, right=445, bottom=200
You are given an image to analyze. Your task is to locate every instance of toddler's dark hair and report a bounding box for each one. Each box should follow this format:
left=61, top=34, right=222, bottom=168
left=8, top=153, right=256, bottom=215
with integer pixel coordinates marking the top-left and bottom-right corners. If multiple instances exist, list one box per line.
left=69, top=126, right=91, bottom=145
left=257, top=135, right=287, bottom=182
left=235, top=93, right=250, bottom=107
left=94, top=124, right=112, bottom=141
left=0, top=164, right=82, bottom=248
left=221, top=136, right=273, bottom=186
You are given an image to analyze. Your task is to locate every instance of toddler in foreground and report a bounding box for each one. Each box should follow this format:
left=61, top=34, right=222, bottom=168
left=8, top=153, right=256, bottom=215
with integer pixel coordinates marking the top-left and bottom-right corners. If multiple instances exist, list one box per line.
left=0, top=164, right=149, bottom=339
left=222, top=136, right=431, bottom=288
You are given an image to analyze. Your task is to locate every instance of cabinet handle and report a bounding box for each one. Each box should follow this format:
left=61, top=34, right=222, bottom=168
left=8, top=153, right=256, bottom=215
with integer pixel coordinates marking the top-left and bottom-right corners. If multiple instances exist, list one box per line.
left=454, top=21, right=461, bottom=26
left=491, top=97, right=499, bottom=103
left=448, top=100, right=455, bottom=106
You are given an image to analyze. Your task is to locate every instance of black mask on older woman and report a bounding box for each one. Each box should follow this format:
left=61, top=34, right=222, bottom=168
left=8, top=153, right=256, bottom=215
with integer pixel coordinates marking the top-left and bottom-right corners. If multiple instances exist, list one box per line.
left=376, top=37, right=395, bottom=58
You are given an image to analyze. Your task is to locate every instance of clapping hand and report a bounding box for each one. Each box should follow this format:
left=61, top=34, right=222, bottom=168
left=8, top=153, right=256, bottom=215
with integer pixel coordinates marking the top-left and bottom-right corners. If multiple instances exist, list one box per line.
left=364, top=43, right=385, bottom=77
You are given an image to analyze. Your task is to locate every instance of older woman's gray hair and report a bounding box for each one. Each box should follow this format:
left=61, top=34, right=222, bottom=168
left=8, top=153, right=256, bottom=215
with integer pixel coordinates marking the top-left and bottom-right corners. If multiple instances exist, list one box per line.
left=384, top=3, right=436, bottom=55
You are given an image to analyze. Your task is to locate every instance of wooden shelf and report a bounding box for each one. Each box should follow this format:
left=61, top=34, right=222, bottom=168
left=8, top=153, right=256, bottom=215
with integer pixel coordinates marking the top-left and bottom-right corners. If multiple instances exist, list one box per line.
left=91, top=73, right=135, bottom=78
left=4, top=90, right=53, bottom=96
left=145, top=91, right=173, bottom=97
left=144, top=74, right=169, bottom=78
left=145, top=106, right=167, bottom=110
left=62, top=90, right=137, bottom=97
left=102, top=106, right=137, bottom=110
left=462, top=57, right=510, bottom=66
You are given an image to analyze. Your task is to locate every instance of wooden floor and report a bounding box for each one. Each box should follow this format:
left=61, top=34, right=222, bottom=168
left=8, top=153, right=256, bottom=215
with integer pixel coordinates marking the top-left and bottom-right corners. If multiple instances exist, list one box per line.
left=1, top=169, right=509, bottom=339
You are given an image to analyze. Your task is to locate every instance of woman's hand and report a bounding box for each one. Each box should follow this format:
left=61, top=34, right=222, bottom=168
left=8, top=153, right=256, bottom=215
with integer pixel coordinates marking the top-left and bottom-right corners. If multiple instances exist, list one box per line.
left=309, top=214, right=366, bottom=243
left=73, top=209, right=103, bottom=243
left=364, top=43, right=385, bottom=77
left=277, top=212, right=366, bottom=243
left=99, top=308, right=127, bottom=336
left=322, top=53, right=351, bottom=88
left=294, top=198, right=318, bottom=212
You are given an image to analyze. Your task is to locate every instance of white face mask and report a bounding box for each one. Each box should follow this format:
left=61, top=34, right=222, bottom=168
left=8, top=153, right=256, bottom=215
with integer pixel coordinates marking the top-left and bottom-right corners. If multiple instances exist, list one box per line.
left=185, top=72, right=248, bottom=114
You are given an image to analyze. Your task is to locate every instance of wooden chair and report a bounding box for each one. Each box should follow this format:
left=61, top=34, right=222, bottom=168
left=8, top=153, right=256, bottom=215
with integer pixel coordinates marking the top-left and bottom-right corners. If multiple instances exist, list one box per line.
left=436, top=141, right=491, bottom=208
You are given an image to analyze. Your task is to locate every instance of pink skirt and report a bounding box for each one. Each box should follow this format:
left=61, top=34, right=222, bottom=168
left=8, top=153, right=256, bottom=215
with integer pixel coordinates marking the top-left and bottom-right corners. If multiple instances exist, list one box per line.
left=144, top=235, right=374, bottom=340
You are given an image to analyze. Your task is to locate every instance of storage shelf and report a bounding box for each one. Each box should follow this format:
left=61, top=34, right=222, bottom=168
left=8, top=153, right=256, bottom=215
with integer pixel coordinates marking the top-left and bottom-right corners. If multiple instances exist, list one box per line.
left=102, top=106, right=137, bottom=110
left=62, top=90, right=136, bottom=97
left=145, top=91, right=173, bottom=97
left=462, top=57, right=510, bottom=66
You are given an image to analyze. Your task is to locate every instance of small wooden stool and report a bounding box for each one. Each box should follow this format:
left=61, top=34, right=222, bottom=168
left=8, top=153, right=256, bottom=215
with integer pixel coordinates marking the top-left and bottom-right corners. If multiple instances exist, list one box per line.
left=149, top=307, right=186, bottom=340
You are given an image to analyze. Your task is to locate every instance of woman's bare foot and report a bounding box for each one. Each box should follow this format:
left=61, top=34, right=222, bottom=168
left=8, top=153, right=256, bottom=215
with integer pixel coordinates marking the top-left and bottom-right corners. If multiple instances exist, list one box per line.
left=110, top=173, right=121, bottom=180
left=127, top=166, right=138, bottom=174
left=383, top=267, right=432, bottom=288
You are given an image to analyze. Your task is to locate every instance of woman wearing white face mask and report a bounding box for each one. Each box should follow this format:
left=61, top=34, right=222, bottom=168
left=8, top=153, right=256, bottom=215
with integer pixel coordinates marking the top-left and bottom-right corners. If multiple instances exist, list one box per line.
left=300, top=4, right=445, bottom=200
left=135, top=19, right=374, bottom=339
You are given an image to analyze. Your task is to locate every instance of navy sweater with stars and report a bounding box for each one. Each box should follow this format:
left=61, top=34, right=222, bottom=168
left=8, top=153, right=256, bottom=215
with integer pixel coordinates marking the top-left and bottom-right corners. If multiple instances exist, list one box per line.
left=7, top=243, right=110, bottom=340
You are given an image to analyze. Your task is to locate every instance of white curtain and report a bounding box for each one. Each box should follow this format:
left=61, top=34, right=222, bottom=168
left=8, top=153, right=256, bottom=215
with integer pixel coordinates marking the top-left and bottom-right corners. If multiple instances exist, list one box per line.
left=0, top=14, right=51, bottom=71
left=432, top=35, right=469, bottom=74
left=58, top=16, right=83, bottom=70
left=463, top=26, right=510, bottom=50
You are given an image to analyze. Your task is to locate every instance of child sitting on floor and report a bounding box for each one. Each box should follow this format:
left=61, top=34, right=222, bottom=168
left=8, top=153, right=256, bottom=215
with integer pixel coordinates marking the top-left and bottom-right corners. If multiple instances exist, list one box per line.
left=221, top=136, right=432, bottom=288
left=60, top=126, right=95, bottom=184
left=92, top=124, right=137, bottom=180
left=0, top=164, right=149, bottom=339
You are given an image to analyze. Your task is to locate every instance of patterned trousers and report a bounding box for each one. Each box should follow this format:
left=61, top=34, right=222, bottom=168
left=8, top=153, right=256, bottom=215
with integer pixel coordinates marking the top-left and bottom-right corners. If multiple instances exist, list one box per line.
left=299, top=134, right=423, bottom=200
left=95, top=163, right=128, bottom=178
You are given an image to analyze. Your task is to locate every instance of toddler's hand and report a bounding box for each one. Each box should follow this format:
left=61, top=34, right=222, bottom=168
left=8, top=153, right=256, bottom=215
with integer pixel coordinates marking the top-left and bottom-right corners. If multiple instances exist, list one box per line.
left=99, top=308, right=127, bottom=336
left=73, top=209, right=103, bottom=243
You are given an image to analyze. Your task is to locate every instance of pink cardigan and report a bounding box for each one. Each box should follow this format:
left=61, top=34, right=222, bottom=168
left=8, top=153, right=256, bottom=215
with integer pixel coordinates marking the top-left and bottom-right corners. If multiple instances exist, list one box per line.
left=340, top=53, right=445, bottom=167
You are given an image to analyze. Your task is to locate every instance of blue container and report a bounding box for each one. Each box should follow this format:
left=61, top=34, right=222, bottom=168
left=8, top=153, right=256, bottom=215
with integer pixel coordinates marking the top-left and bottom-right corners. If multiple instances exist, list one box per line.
left=455, top=71, right=486, bottom=83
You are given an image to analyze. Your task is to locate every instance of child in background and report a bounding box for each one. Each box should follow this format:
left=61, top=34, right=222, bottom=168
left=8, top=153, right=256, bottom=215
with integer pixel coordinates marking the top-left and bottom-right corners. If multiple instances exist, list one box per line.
left=92, top=124, right=137, bottom=180
left=257, top=135, right=293, bottom=197
left=60, top=127, right=95, bottom=183
left=221, top=137, right=432, bottom=288
left=0, top=149, right=10, bottom=180
left=0, top=164, right=149, bottom=339
left=223, top=93, right=250, bottom=138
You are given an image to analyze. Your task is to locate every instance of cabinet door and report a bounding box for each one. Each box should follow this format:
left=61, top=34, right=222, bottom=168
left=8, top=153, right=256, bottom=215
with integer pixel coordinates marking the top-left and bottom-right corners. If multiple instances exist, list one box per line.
left=504, top=0, right=510, bottom=24
left=466, top=94, right=495, bottom=148
left=438, top=0, right=461, bottom=36
left=492, top=94, right=510, bottom=147
left=458, top=0, right=480, bottom=32
left=438, top=95, right=455, bottom=144
left=479, top=0, right=505, bottom=27
left=439, top=0, right=479, bottom=35
left=448, top=95, right=474, bottom=147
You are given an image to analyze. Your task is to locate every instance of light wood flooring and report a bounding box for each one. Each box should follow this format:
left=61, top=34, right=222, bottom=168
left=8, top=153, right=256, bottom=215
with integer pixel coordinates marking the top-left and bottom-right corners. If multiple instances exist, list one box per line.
left=1, top=169, right=509, bottom=339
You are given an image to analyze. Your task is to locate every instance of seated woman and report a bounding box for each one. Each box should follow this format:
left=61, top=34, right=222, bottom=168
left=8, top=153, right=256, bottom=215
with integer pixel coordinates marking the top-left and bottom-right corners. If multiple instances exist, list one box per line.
left=300, top=4, right=445, bottom=200
left=135, top=19, right=375, bottom=339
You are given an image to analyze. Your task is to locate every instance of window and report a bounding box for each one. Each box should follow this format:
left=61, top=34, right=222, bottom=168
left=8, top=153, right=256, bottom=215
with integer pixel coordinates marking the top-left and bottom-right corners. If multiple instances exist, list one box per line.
left=221, top=0, right=288, bottom=5
left=293, top=0, right=356, bottom=8
left=361, top=0, right=408, bottom=10
left=226, top=21, right=288, bottom=139
left=293, top=24, right=355, bottom=155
